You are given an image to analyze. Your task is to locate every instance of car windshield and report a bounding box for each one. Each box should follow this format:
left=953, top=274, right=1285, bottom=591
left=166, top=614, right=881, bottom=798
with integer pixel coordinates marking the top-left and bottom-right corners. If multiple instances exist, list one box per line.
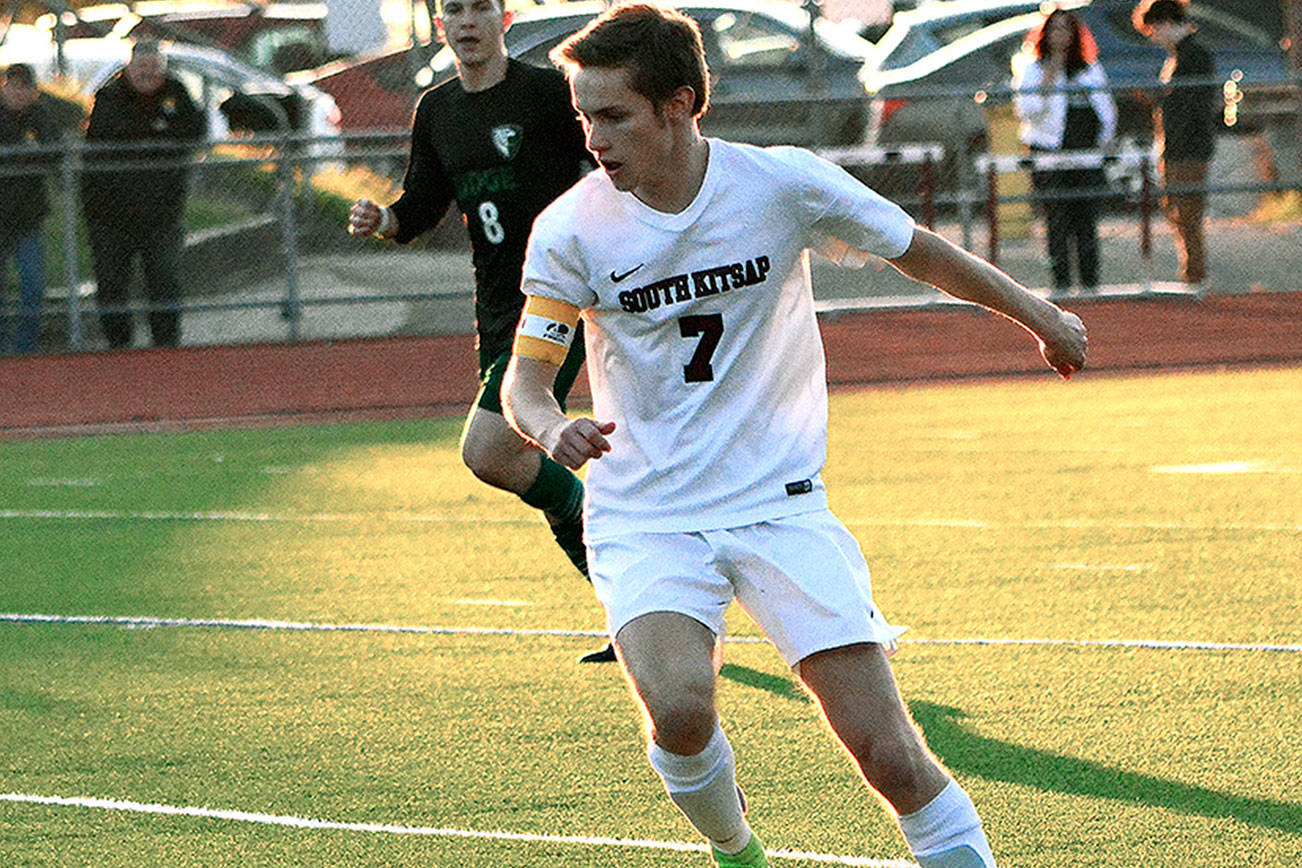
left=870, top=11, right=1041, bottom=86
left=1099, top=6, right=1274, bottom=50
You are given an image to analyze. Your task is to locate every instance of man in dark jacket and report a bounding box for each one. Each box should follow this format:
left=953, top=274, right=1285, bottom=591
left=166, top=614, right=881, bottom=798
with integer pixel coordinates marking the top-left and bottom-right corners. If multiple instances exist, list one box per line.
left=0, top=64, right=63, bottom=354
left=83, top=40, right=205, bottom=348
left=1133, top=0, right=1216, bottom=285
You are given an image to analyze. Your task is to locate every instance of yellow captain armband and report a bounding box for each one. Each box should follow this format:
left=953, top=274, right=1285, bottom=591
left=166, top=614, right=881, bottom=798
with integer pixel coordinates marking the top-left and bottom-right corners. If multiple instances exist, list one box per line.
left=514, top=295, right=582, bottom=366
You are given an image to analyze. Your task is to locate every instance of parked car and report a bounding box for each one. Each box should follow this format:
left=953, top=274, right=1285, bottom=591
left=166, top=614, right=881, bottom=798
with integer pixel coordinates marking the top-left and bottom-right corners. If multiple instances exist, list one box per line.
left=60, top=1, right=333, bottom=74
left=0, top=25, right=342, bottom=152
left=304, top=0, right=876, bottom=147
left=859, top=0, right=1295, bottom=191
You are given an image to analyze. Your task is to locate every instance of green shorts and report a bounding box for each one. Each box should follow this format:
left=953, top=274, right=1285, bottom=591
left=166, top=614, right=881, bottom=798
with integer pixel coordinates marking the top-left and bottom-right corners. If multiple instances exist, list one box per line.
left=475, top=325, right=586, bottom=415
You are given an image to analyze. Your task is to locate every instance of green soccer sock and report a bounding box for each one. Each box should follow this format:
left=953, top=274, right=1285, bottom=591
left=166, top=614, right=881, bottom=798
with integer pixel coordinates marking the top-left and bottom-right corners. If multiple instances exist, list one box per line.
left=520, top=457, right=587, bottom=578
left=520, top=456, right=583, bottom=521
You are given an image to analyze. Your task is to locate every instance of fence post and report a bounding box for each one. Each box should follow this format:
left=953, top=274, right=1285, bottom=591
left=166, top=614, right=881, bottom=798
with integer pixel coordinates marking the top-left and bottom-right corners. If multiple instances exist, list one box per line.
left=1139, top=154, right=1154, bottom=293
left=986, top=162, right=999, bottom=267
left=958, top=134, right=974, bottom=250
left=803, top=0, right=828, bottom=146
left=60, top=139, right=84, bottom=351
left=277, top=132, right=303, bottom=341
left=921, top=151, right=935, bottom=230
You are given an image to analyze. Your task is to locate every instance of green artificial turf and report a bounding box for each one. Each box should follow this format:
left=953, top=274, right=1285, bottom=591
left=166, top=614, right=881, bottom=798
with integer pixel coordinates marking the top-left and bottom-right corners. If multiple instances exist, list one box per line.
left=2, top=366, right=1298, bottom=867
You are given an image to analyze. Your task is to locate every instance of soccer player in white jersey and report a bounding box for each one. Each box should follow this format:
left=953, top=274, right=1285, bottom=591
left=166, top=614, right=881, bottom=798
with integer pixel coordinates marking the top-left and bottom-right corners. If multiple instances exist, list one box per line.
left=502, top=5, right=1087, bottom=867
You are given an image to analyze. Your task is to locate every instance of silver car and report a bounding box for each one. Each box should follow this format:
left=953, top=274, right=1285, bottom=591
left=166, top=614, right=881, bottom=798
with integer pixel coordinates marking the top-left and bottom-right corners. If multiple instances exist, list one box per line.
left=310, top=0, right=876, bottom=147
left=859, top=0, right=1293, bottom=192
left=0, top=25, right=342, bottom=154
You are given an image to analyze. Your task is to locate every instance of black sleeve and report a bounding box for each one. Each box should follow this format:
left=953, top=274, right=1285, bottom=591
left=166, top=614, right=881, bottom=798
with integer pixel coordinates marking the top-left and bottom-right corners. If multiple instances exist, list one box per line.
left=84, top=88, right=114, bottom=142
left=170, top=81, right=207, bottom=142
left=1176, top=41, right=1215, bottom=80
left=388, top=93, right=456, bottom=244
left=1165, top=41, right=1217, bottom=155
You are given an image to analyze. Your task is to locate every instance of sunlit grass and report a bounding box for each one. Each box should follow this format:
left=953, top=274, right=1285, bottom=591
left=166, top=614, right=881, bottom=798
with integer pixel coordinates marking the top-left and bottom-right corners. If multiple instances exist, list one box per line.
left=1, top=366, right=1299, bottom=867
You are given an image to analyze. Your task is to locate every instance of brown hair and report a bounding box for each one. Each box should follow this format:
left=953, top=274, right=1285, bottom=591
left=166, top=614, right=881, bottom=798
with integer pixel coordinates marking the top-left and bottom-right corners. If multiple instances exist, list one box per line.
left=1133, top=0, right=1189, bottom=34
left=3, top=63, right=37, bottom=87
left=551, top=3, right=710, bottom=117
left=1030, top=9, right=1096, bottom=76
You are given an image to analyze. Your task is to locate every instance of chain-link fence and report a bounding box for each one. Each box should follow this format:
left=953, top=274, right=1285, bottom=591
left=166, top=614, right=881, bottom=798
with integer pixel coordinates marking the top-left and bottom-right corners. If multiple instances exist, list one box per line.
left=3, top=73, right=1301, bottom=356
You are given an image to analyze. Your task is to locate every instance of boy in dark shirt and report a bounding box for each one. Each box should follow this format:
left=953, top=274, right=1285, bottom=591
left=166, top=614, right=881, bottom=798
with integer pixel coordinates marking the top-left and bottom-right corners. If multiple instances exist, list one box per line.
left=348, top=0, right=611, bottom=662
left=1133, top=0, right=1216, bottom=285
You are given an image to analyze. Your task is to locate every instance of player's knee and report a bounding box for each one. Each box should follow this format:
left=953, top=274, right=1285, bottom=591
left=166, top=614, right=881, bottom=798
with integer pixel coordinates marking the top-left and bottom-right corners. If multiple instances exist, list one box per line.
left=851, top=731, right=935, bottom=803
left=461, top=439, right=508, bottom=487
left=647, top=697, right=716, bottom=756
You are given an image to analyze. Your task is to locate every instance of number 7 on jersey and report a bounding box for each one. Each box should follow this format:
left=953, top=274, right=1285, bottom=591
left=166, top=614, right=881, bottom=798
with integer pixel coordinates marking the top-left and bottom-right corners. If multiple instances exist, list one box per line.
left=679, top=313, right=723, bottom=383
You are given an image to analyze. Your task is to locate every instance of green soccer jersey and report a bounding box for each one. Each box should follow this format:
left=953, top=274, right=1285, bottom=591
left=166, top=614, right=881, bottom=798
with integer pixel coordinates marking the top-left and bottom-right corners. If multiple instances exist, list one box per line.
left=389, top=60, right=591, bottom=357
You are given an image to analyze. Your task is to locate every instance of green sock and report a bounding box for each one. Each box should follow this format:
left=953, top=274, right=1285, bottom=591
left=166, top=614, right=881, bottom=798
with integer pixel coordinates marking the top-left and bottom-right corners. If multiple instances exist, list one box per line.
left=520, top=457, right=588, bottom=579
left=519, top=457, right=583, bottom=523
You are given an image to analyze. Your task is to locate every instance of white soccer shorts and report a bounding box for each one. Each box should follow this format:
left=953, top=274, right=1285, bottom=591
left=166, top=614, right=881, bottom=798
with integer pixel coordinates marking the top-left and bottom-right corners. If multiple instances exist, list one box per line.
left=588, top=509, right=908, bottom=667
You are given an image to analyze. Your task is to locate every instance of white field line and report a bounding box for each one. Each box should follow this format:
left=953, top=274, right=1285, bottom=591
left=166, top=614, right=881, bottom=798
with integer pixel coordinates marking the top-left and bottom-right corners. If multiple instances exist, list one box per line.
left=3, top=612, right=1299, bottom=654
left=0, top=793, right=915, bottom=867
left=2, top=508, right=1301, bottom=533
left=453, top=598, right=534, bottom=607
left=845, top=518, right=1302, bottom=533
left=1152, top=461, right=1299, bottom=474
left=0, top=508, right=529, bottom=524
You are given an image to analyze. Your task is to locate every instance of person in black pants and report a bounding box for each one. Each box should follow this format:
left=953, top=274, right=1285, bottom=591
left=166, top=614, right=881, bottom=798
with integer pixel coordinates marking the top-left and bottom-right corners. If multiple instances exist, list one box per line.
left=1013, top=8, right=1117, bottom=293
left=82, top=40, right=205, bottom=349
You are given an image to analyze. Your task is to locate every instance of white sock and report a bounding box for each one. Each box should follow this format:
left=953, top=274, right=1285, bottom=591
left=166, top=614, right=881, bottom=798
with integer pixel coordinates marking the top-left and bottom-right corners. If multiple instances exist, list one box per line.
left=897, top=780, right=997, bottom=868
left=647, top=724, right=752, bottom=854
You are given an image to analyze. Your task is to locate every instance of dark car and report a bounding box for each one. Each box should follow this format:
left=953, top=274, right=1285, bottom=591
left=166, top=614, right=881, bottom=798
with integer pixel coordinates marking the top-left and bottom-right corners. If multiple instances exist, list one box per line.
left=306, top=0, right=876, bottom=147
left=861, top=0, right=1295, bottom=175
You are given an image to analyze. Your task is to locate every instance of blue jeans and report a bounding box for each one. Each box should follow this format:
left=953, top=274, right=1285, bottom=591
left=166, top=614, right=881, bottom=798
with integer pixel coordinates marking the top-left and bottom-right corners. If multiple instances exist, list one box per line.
left=0, top=231, right=45, bottom=354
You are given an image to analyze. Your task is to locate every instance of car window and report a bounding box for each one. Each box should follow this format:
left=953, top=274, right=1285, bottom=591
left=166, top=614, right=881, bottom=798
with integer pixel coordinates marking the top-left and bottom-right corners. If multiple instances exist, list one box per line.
left=882, top=27, right=941, bottom=70
left=1100, top=7, right=1270, bottom=49
left=1187, top=14, right=1272, bottom=49
left=166, top=63, right=207, bottom=105
left=709, top=11, right=800, bottom=68
left=516, top=34, right=568, bottom=69
left=885, top=4, right=1040, bottom=70
left=931, top=31, right=1022, bottom=87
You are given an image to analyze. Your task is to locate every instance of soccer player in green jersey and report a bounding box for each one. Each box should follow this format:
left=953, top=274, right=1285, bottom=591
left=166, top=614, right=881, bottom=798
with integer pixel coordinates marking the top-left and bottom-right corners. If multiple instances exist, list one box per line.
left=349, top=0, right=612, bottom=662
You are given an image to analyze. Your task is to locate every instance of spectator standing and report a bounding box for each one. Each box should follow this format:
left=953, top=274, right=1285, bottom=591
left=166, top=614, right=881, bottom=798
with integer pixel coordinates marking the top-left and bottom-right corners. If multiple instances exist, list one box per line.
left=82, top=40, right=205, bottom=349
left=347, top=0, right=611, bottom=662
left=1133, top=0, right=1216, bottom=286
left=0, top=64, right=62, bottom=354
left=503, top=5, right=1086, bottom=866
left=1013, top=8, right=1117, bottom=294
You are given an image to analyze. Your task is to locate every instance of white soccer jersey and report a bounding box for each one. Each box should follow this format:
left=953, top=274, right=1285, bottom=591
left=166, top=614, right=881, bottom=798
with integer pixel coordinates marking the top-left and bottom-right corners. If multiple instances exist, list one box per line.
left=521, top=139, right=915, bottom=541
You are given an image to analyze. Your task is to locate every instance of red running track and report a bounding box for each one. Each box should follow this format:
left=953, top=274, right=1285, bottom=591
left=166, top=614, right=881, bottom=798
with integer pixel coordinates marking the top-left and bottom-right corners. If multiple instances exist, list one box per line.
left=2, top=292, right=1299, bottom=438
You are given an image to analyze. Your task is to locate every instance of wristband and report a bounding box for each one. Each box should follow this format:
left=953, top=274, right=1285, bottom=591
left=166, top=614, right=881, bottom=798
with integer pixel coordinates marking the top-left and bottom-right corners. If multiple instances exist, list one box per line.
left=375, top=206, right=395, bottom=238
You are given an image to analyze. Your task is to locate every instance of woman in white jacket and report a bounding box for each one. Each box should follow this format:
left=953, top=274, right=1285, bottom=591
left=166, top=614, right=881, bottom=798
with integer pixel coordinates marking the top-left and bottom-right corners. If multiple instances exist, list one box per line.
left=1013, top=8, right=1117, bottom=293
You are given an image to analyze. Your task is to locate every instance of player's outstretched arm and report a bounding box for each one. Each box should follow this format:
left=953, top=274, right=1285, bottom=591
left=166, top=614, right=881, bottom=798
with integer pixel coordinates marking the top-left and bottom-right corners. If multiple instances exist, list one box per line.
left=503, top=355, right=615, bottom=470
left=888, top=226, right=1087, bottom=378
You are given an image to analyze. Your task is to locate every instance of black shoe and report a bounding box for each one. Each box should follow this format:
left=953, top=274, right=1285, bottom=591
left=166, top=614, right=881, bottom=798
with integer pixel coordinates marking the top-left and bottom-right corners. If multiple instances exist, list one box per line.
left=578, top=643, right=617, bottom=663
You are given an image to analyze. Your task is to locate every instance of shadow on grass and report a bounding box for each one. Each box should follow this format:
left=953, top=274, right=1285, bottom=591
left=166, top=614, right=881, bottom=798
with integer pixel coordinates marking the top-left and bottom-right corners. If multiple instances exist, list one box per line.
left=911, top=701, right=1302, bottom=836
left=719, top=663, right=809, bottom=704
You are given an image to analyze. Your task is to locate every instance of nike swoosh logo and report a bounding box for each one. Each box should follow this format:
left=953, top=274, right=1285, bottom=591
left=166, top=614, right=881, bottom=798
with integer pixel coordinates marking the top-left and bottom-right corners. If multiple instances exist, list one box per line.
left=610, top=264, right=645, bottom=283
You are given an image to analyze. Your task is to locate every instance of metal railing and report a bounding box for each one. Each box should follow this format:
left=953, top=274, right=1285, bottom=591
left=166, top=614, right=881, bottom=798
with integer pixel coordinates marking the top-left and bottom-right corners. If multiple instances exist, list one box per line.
left=3, top=75, right=1301, bottom=355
